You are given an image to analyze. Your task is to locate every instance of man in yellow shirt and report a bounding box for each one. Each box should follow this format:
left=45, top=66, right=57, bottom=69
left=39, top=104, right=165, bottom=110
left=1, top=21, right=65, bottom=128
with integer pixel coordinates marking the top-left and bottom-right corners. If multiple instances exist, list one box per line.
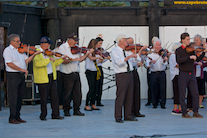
left=33, top=36, right=67, bottom=121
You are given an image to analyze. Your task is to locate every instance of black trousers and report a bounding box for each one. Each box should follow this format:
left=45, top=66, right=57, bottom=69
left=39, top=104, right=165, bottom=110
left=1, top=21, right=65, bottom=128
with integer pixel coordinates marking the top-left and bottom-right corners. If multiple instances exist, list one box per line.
left=96, top=66, right=104, bottom=104
left=62, top=72, right=82, bottom=113
left=150, top=71, right=166, bottom=107
left=187, top=77, right=205, bottom=108
left=178, top=71, right=199, bottom=116
left=172, top=75, right=180, bottom=104
left=131, top=69, right=141, bottom=116
left=7, top=72, right=25, bottom=121
left=57, top=71, right=63, bottom=105
left=37, top=74, right=59, bottom=118
left=115, top=72, right=133, bottom=120
left=204, top=71, right=207, bottom=95
left=147, top=68, right=152, bottom=104
left=85, top=70, right=97, bottom=106
left=196, top=77, right=205, bottom=95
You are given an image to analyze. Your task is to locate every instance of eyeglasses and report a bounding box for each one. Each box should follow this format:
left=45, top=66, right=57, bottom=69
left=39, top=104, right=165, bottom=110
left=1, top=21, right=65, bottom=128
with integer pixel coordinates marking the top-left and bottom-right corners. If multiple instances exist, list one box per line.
left=13, top=40, right=20, bottom=43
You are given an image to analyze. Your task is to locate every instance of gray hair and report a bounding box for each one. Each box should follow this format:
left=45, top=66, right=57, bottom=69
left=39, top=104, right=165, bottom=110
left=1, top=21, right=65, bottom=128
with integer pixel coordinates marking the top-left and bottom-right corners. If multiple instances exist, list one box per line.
left=153, top=39, right=161, bottom=46
left=194, top=34, right=203, bottom=44
left=8, top=34, right=20, bottom=43
left=152, top=36, right=159, bottom=43
left=172, top=42, right=181, bottom=51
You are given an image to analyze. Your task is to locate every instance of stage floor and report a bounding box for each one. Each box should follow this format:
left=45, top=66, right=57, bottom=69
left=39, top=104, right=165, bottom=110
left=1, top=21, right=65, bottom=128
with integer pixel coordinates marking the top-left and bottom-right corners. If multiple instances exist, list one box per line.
left=0, top=99, right=206, bottom=138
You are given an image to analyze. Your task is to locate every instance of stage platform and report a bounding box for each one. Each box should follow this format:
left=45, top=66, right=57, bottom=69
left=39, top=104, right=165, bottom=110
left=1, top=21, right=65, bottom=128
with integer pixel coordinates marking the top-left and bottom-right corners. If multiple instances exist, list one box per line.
left=0, top=99, right=206, bottom=138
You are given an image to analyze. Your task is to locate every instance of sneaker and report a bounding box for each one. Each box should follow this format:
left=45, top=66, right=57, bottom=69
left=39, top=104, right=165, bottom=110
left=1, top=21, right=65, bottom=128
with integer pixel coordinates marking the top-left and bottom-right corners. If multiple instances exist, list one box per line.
left=182, top=114, right=192, bottom=118
left=199, top=105, right=205, bottom=108
left=171, top=109, right=182, bottom=115
left=193, top=113, right=203, bottom=118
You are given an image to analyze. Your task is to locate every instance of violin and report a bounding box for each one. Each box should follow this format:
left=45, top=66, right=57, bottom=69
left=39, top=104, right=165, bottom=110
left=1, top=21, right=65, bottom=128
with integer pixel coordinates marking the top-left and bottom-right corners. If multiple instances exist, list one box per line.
left=125, top=44, right=143, bottom=54
left=71, top=46, right=89, bottom=54
left=96, top=48, right=110, bottom=58
left=196, top=52, right=207, bottom=61
left=18, top=43, right=37, bottom=55
left=185, top=43, right=205, bottom=53
left=158, top=49, right=169, bottom=59
left=18, top=43, right=70, bottom=59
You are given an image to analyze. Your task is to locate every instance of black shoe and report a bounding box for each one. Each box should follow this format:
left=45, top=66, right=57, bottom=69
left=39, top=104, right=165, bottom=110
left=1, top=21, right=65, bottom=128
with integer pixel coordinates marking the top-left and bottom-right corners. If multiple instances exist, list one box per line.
left=52, top=116, right=64, bottom=119
left=96, top=103, right=104, bottom=106
left=124, top=118, right=138, bottom=121
left=136, top=113, right=145, bottom=117
left=9, top=119, right=20, bottom=124
left=64, top=112, right=71, bottom=117
left=145, top=103, right=151, bottom=106
left=39, top=117, right=47, bottom=121
left=161, top=106, right=166, bottom=109
left=84, top=107, right=93, bottom=111
left=116, top=119, right=123, bottom=123
left=74, top=111, right=85, bottom=116
left=17, top=118, right=27, bottom=123
left=153, top=106, right=157, bottom=109
left=91, top=107, right=100, bottom=110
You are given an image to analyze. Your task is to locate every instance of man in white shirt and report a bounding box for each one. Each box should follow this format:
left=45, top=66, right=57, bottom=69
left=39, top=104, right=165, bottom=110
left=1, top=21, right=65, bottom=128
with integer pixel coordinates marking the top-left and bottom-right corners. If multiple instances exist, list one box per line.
left=126, top=37, right=146, bottom=118
left=145, top=36, right=158, bottom=106
left=3, top=34, right=40, bottom=124
left=58, top=34, right=94, bottom=116
left=111, top=34, right=138, bottom=123
left=146, top=39, right=168, bottom=109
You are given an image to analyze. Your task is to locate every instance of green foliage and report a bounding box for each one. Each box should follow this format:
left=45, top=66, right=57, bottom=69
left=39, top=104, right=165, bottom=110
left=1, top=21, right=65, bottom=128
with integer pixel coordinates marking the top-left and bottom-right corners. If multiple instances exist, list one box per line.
left=59, top=1, right=127, bottom=7
left=139, top=2, right=164, bottom=7
left=4, top=1, right=32, bottom=5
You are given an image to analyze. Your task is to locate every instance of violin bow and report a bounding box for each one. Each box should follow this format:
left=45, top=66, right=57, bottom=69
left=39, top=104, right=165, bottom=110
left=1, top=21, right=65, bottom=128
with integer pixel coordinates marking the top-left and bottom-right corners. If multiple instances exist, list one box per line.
left=79, top=36, right=85, bottom=61
left=155, top=42, right=173, bottom=62
left=25, top=44, right=30, bottom=79
left=134, top=34, right=138, bottom=62
left=105, top=44, right=109, bottom=51
left=105, top=41, right=116, bottom=51
left=54, top=38, right=61, bottom=57
left=163, top=41, right=169, bottom=49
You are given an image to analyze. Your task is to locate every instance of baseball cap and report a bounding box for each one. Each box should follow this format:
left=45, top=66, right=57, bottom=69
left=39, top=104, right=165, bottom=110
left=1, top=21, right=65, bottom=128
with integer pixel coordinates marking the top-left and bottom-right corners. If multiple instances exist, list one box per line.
left=116, top=34, right=129, bottom=43
left=40, top=36, right=53, bottom=44
left=68, top=34, right=79, bottom=41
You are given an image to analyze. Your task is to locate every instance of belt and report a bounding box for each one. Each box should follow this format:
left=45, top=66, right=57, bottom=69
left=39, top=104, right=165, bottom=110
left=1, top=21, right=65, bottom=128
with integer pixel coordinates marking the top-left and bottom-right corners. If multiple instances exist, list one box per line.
left=7, top=72, right=24, bottom=74
left=151, top=71, right=165, bottom=73
left=70, top=72, right=79, bottom=74
left=117, top=71, right=132, bottom=75
left=133, top=66, right=137, bottom=70
left=48, top=73, right=53, bottom=78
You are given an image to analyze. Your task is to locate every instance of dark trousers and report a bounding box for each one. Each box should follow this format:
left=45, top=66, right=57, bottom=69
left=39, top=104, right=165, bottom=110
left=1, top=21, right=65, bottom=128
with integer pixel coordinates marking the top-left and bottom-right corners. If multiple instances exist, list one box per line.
left=204, top=71, right=207, bottom=95
left=131, top=69, right=141, bottom=116
left=57, top=71, right=63, bottom=105
left=37, top=74, right=59, bottom=118
left=115, top=72, right=133, bottom=120
left=172, top=75, right=180, bottom=104
left=96, top=66, right=104, bottom=104
left=7, top=72, right=25, bottom=121
left=85, top=70, right=97, bottom=106
left=147, top=68, right=152, bottom=104
left=62, top=72, right=82, bottom=113
left=196, top=77, right=205, bottom=95
left=150, top=71, right=166, bottom=107
left=178, top=71, right=199, bottom=116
